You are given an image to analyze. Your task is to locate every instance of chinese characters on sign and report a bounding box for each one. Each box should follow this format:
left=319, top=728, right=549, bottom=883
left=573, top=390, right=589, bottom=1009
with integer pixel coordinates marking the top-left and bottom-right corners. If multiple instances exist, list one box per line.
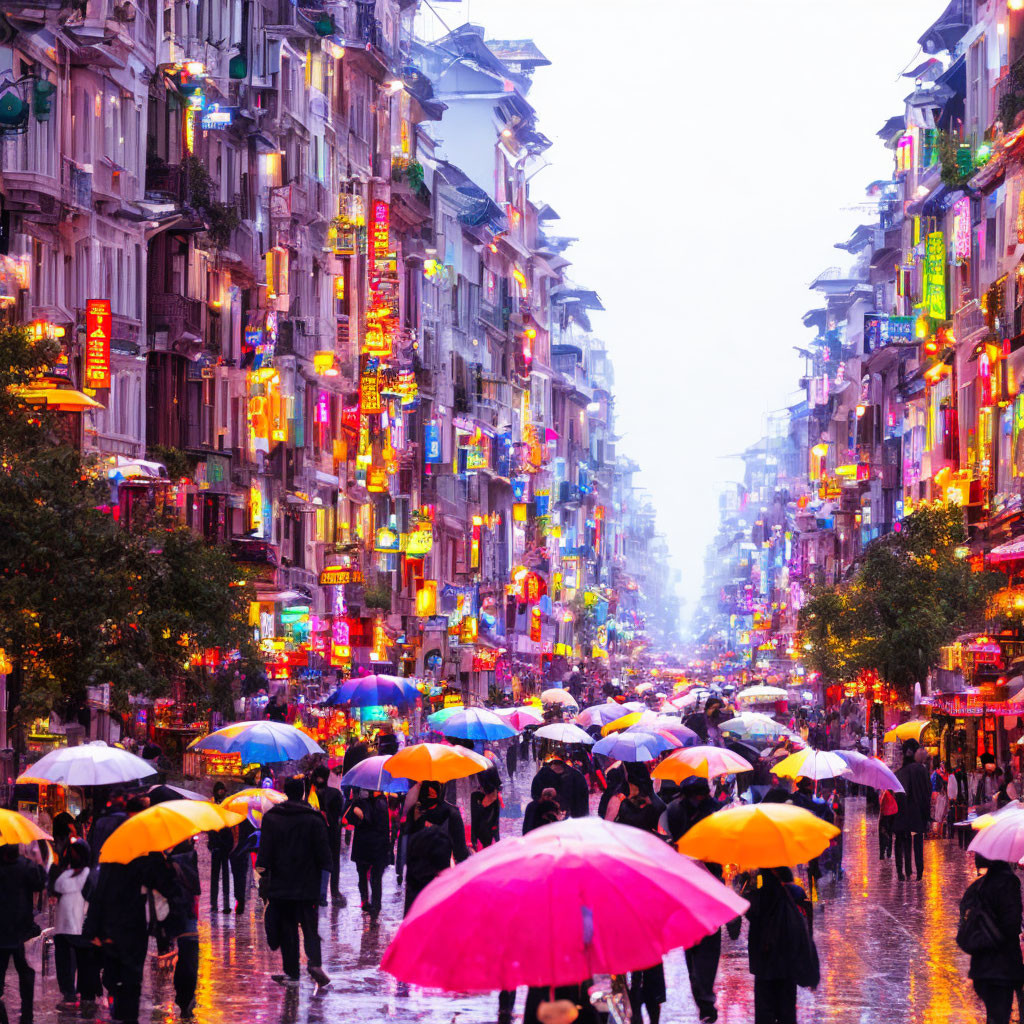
left=863, top=313, right=915, bottom=353
left=924, top=231, right=947, bottom=321
left=360, top=371, right=382, bottom=414
left=952, top=196, right=971, bottom=265
left=84, top=299, right=111, bottom=389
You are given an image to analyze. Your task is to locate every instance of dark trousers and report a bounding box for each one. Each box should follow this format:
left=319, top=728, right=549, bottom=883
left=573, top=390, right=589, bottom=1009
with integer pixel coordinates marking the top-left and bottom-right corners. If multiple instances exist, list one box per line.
left=356, top=860, right=384, bottom=913
left=498, top=989, right=515, bottom=1021
left=753, top=977, right=797, bottom=1024
left=54, top=938, right=100, bottom=1000
left=0, top=945, right=34, bottom=1024
left=328, top=835, right=342, bottom=897
left=273, top=900, right=322, bottom=979
left=174, top=936, right=199, bottom=1011
left=894, top=830, right=924, bottom=878
left=210, top=849, right=230, bottom=910
left=101, top=945, right=145, bottom=1024
left=878, top=820, right=893, bottom=859
left=684, top=928, right=721, bottom=1019
left=54, top=935, right=77, bottom=997
left=974, top=980, right=1015, bottom=1024
left=230, top=855, right=249, bottom=911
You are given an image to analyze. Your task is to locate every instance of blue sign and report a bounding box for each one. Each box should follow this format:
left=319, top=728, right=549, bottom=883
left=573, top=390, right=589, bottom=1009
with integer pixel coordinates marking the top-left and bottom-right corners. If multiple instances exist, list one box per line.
left=201, top=104, right=235, bottom=130
left=864, top=312, right=915, bottom=353
left=425, top=423, right=441, bottom=463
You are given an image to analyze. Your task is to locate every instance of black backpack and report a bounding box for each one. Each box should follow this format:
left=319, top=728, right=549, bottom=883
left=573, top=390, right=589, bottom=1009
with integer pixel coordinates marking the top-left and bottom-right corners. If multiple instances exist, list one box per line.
left=957, top=876, right=1004, bottom=955
left=778, top=885, right=821, bottom=989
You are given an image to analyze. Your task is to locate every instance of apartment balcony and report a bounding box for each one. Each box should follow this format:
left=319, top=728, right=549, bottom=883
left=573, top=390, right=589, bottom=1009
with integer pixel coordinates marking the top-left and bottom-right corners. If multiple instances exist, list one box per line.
left=149, top=292, right=203, bottom=346
left=145, top=163, right=187, bottom=205
left=3, top=169, right=61, bottom=220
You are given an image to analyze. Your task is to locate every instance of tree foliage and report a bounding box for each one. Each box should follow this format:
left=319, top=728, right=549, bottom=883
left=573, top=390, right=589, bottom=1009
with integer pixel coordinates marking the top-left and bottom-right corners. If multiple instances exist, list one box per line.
left=798, top=503, right=999, bottom=699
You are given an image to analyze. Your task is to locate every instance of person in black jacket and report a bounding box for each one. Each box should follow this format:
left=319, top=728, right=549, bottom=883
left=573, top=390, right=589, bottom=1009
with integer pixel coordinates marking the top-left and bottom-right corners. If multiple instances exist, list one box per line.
left=207, top=781, right=233, bottom=914
left=666, top=778, right=726, bottom=1024
left=470, top=767, right=502, bottom=848
left=744, top=867, right=817, bottom=1024
left=531, top=757, right=589, bottom=818
left=0, top=845, right=46, bottom=1024
left=166, top=842, right=201, bottom=1018
left=347, top=791, right=391, bottom=920
left=611, top=776, right=665, bottom=834
left=892, top=739, right=931, bottom=881
left=310, top=765, right=347, bottom=907
left=256, top=775, right=332, bottom=989
left=228, top=817, right=258, bottom=914
left=964, top=856, right=1024, bottom=1024
left=404, top=813, right=454, bottom=914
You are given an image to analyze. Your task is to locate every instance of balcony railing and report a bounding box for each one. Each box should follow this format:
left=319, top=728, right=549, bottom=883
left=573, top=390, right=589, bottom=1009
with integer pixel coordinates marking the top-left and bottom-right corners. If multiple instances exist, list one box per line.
left=149, top=292, right=202, bottom=337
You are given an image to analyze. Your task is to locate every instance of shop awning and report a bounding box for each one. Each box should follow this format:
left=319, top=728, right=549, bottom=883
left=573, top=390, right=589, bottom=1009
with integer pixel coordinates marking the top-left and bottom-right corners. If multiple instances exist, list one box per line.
left=15, top=386, right=104, bottom=411
left=990, top=536, right=1024, bottom=563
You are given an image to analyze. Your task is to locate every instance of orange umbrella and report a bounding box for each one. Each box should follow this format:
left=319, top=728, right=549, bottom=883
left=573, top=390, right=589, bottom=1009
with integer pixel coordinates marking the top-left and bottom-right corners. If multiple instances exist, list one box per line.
left=384, top=742, right=491, bottom=783
left=653, top=745, right=753, bottom=782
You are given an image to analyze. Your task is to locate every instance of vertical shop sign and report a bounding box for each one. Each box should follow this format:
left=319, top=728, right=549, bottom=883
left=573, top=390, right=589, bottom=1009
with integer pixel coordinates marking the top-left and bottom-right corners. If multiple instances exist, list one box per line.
left=952, top=197, right=971, bottom=265
left=924, top=232, right=947, bottom=321
left=84, top=299, right=111, bottom=389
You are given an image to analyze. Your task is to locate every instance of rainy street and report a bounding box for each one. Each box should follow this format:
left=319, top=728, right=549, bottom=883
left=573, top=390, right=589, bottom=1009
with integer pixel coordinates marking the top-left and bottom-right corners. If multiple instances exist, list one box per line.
left=25, top=782, right=985, bottom=1024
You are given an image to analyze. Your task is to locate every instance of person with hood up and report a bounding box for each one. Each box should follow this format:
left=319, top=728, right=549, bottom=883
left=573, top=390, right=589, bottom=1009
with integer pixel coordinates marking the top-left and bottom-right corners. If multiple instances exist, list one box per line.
left=531, top=756, right=589, bottom=818
left=53, top=838, right=101, bottom=1011
left=959, top=854, right=1024, bottom=1024
left=255, top=775, right=332, bottom=990
left=346, top=789, right=391, bottom=921
left=86, top=789, right=128, bottom=869
left=743, top=867, right=819, bottom=1024
left=207, top=780, right=233, bottom=914
left=523, top=788, right=562, bottom=834
left=0, top=842, right=46, bottom=1024
left=892, top=739, right=931, bottom=881
left=469, top=767, right=502, bottom=849
left=309, top=764, right=346, bottom=907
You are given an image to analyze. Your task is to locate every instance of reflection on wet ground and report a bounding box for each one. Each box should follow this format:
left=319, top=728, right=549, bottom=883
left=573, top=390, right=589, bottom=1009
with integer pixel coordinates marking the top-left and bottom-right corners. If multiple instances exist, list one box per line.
left=28, top=766, right=985, bottom=1023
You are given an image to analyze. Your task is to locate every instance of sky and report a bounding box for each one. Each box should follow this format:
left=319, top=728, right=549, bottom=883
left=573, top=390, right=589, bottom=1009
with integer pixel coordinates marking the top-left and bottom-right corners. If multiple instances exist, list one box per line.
left=416, top=0, right=947, bottom=624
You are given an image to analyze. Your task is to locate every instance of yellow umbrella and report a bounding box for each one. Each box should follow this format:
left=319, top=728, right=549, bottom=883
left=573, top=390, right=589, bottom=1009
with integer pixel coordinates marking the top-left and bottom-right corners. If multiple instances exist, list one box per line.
left=0, top=809, right=51, bottom=846
left=772, top=748, right=851, bottom=782
left=221, top=787, right=287, bottom=816
left=14, top=385, right=104, bottom=411
left=384, top=742, right=491, bottom=783
left=677, top=803, right=839, bottom=870
left=882, top=720, right=930, bottom=743
left=99, top=800, right=244, bottom=864
left=601, top=711, right=643, bottom=736
left=653, top=745, right=753, bottom=782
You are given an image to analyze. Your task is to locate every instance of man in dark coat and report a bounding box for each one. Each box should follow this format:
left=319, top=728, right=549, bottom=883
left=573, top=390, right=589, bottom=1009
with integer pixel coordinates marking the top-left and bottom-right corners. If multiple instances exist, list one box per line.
left=404, top=781, right=469, bottom=915
left=87, top=790, right=127, bottom=868
left=0, top=845, right=46, bottom=1024
left=963, top=856, right=1024, bottom=1024
left=82, top=852, right=176, bottom=1024
left=207, top=780, right=233, bottom=914
left=665, top=778, right=726, bottom=1023
left=893, top=739, right=931, bottom=881
left=531, top=757, right=589, bottom=818
left=256, top=775, right=332, bottom=989
left=346, top=792, right=391, bottom=920
left=684, top=697, right=727, bottom=747
left=310, top=765, right=346, bottom=906
left=522, top=788, right=561, bottom=834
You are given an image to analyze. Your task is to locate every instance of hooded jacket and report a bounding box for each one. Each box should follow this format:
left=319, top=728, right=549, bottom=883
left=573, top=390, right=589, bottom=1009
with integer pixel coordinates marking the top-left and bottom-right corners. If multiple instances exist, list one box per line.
left=966, top=861, right=1024, bottom=984
left=0, top=854, right=46, bottom=947
left=531, top=762, right=589, bottom=818
left=892, top=757, right=931, bottom=832
left=256, top=799, right=331, bottom=902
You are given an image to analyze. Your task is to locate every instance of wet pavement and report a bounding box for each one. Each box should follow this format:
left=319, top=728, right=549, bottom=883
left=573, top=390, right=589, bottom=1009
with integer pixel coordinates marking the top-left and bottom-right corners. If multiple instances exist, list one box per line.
left=24, top=768, right=988, bottom=1024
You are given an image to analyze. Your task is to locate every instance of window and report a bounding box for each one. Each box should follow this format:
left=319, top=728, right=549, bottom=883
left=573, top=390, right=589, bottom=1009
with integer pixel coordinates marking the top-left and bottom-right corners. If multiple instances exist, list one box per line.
left=968, top=37, right=987, bottom=140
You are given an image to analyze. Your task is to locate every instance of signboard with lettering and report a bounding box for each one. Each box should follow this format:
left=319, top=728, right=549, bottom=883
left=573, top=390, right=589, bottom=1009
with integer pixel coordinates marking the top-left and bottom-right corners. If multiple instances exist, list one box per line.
left=863, top=313, right=915, bottom=353
left=319, top=566, right=363, bottom=587
left=924, top=232, right=947, bottom=321
left=360, top=371, right=382, bottom=414
left=84, top=299, right=111, bottom=389
left=425, top=423, right=442, bottom=464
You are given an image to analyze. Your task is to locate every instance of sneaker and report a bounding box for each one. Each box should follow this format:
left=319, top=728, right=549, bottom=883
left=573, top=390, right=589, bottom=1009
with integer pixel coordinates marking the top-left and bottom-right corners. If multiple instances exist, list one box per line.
left=308, top=966, right=332, bottom=989
left=271, top=974, right=300, bottom=988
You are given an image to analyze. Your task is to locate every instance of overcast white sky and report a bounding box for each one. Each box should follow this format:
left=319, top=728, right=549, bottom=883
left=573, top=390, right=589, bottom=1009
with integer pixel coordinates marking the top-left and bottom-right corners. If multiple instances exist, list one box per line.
left=417, top=0, right=946, bottom=623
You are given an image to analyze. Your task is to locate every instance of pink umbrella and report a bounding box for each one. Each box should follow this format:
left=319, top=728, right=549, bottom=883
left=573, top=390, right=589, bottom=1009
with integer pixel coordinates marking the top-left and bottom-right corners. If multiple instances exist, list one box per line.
left=381, top=817, right=748, bottom=991
left=494, top=706, right=543, bottom=731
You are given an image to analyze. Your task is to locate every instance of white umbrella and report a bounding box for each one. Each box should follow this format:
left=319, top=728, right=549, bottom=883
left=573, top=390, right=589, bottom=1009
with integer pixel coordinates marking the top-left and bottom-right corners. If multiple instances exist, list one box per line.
left=968, top=809, right=1024, bottom=862
left=24, top=742, right=157, bottom=787
left=833, top=750, right=904, bottom=793
left=535, top=723, right=595, bottom=745
left=736, top=685, right=788, bottom=704
left=540, top=688, right=579, bottom=709
left=772, top=748, right=852, bottom=782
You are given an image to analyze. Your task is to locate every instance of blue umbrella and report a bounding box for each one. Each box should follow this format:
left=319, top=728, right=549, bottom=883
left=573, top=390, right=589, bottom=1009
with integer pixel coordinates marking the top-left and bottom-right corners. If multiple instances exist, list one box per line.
left=323, top=674, right=422, bottom=708
left=339, top=754, right=410, bottom=793
left=189, top=721, right=324, bottom=764
left=437, top=708, right=516, bottom=742
left=592, top=731, right=675, bottom=762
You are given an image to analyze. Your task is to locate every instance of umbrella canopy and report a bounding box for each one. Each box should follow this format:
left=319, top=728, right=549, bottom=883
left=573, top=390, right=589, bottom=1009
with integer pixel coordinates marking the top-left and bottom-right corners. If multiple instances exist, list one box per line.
left=147, top=784, right=207, bottom=805
left=426, top=706, right=465, bottom=727
left=735, top=685, right=788, bottom=704
left=220, top=787, right=288, bottom=815
left=575, top=701, right=642, bottom=728
left=970, top=802, right=1024, bottom=830
left=719, top=713, right=796, bottom=743
left=772, top=748, right=852, bottom=782
left=323, top=674, right=422, bottom=708
left=535, top=723, right=595, bottom=746
left=601, top=711, right=644, bottom=736
left=99, top=800, right=245, bottom=864
left=437, top=708, right=517, bottom=742
left=540, top=688, right=579, bottom=709
left=968, top=809, right=1024, bottom=861
left=653, top=745, right=753, bottom=783
left=381, top=817, right=748, bottom=991
left=725, top=740, right=763, bottom=765
left=0, top=809, right=51, bottom=846
left=883, top=719, right=930, bottom=743
left=15, top=385, right=104, bottom=411
left=338, top=754, right=411, bottom=794
left=384, top=743, right=491, bottom=783
left=592, top=731, right=675, bottom=762
left=833, top=750, right=904, bottom=793
left=188, top=721, right=324, bottom=764
left=678, top=803, right=839, bottom=870
left=494, top=706, right=543, bottom=730
left=648, top=719, right=700, bottom=746
left=24, top=742, right=156, bottom=787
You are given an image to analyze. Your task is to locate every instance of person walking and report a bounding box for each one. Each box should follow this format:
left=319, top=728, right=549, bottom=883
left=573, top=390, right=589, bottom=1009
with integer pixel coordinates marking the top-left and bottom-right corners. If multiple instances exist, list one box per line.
left=310, top=765, right=347, bottom=907
left=744, top=867, right=819, bottom=1024
left=52, top=839, right=100, bottom=1011
left=207, top=781, right=233, bottom=913
left=469, top=767, right=502, bottom=849
left=522, top=788, right=561, bottom=834
left=228, top=816, right=258, bottom=914
left=530, top=756, right=589, bottom=818
left=878, top=788, right=898, bottom=860
left=255, top=775, right=332, bottom=990
left=347, top=790, right=391, bottom=921
left=893, top=739, right=931, bottom=881
left=166, top=841, right=202, bottom=1019
left=0, top=843, right=46, bottom=1024
left=403, top=782, right=468, bottom=914
left=958, top=855, right=1024, bottom=1024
